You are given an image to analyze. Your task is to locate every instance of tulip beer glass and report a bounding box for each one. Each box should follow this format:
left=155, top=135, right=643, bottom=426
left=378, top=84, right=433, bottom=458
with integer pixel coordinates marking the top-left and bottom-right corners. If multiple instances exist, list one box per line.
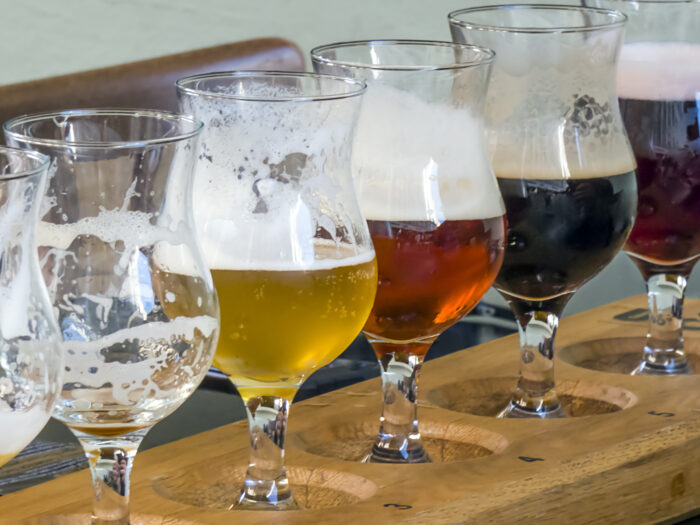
left=4, top=110, right=220, bottom=523
left=0, top=147, right=61, bottom=468
left=178, top=72, right=376, bottom=508
left=450, top=6, right=638, bottom=417
left=312, top=41, right=506, bottom=461
left=587, top=0, right=700, bottom=375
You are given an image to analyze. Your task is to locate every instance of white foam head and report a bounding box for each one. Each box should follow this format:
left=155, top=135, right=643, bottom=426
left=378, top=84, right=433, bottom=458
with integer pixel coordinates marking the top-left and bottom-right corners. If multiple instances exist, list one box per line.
left=618, top=42, right=700, bottom=101
left=185, top=82, right=373, bottom=271
left=352, top=84, right=505, bottom=221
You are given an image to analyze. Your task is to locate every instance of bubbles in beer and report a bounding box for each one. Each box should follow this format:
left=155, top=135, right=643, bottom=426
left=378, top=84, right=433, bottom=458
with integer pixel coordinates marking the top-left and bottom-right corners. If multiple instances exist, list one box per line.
left=353, top=83, right=504, bottom=221
left=618, top=42, right=700, bottom=101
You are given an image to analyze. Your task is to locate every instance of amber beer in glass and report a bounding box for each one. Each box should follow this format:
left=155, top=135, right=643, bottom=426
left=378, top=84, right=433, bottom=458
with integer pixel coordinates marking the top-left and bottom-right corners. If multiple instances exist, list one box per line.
left=178, top=71, right=375, bottom=509
left=586, top=0, right=700, bottom=374
left=313, top=40, right=506, bottom=462
left=365, top=219, right=505, bottom=355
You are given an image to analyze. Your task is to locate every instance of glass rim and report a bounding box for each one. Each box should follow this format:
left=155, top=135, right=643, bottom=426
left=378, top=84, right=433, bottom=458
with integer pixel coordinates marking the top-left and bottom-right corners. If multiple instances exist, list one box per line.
left=597, top=0, right=698, bottom=3
left=3, top=108, right=204, bottom=150
left=175, top=70, right=367, bottom=102
left=310, top=39, right=495, bottom=71
left=448, top=4, right=628, bottom=34
left=0, top=145, right=50, bottom=181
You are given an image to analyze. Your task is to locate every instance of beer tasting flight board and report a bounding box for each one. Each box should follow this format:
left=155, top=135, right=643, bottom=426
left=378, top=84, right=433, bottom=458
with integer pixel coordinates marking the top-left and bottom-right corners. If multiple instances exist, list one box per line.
left=4, top=295, right=700, bottom=524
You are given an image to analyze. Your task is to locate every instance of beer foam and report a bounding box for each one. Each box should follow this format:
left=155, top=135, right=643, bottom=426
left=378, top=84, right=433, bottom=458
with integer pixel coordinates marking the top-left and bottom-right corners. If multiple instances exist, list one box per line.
left=184, top=82, right=373, bottom=270
left=61, top=315, right=217, bottom=407
left=490, top=151, right=637, bottom=180
left=0, top=405, right=49, bottom=455
left=207, top=243, right=375, bottom=272
left=352, top=84, right=505, bottom=221
left=618, top=42, right=700, bottom=101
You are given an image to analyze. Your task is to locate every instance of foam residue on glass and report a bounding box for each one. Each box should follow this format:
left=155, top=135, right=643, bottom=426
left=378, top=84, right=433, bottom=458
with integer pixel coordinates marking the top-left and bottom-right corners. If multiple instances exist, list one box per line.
left=35, top=171, right=218, bottom=427
left=181, top=80, right=373, bottom=272
left=477, top=28, right=637, bottom=179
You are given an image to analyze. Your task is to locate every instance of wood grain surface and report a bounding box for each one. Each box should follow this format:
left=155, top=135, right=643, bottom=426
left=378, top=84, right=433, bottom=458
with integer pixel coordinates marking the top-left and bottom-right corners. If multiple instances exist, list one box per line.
left=3, top=295, right=700, bottom=524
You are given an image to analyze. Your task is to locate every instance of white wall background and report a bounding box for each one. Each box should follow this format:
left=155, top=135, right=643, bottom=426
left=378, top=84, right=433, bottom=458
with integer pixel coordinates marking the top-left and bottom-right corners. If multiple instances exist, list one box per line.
left=2, top=0, right=697, bottom=316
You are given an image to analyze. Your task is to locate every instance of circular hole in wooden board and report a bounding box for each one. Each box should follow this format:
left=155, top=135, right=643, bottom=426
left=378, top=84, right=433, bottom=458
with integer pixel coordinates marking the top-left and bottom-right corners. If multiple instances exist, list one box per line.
left=289, top=419, right=508, bottom=463
left=559, top=337, right=700, bottom=374
left=152, top=465, right=376, bottom=511
left=426, top=377, right=637, bottom=417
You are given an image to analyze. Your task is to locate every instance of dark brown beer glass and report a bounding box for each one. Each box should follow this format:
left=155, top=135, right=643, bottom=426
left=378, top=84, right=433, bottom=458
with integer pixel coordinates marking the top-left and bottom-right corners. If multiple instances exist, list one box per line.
left=312, top=41, right=506, bottom=462
left=450, top=6, right=638, bottom=417
left=586, top=0, right=700, bottom=375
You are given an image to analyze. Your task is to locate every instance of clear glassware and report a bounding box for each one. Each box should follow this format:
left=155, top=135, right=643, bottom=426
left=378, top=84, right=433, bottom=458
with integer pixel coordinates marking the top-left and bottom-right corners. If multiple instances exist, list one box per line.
left=177, top=71, right=376, bottom=509
left=4, top=109, right=220, bottom=524
left=311, top=40, right=506, bottom=462
left=583, top=0, right=700, bottom=375
left=449, top=6, right=638, bottom=417
left=0, top=146, right=62, bottom=468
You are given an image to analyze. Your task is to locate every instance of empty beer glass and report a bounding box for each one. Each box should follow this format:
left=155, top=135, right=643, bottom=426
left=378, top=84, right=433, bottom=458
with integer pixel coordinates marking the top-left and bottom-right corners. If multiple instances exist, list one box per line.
left=4, top=110, right=220, bottom=523
left=585, top=0, right=700, bottom=375
left=177, top=72, right=376, bottom=509
left=0, top=147, right=61, bottom=468
left=450, top=6, right=638, bottom=417
left=312, top=41, right=506, bottom=461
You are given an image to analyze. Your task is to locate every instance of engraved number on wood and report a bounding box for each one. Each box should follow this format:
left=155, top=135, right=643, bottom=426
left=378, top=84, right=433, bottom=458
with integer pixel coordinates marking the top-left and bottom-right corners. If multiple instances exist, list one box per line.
left=648, top=411, right=675, bottom=417
left=384, top=503, right=412, bottom=510
left=518, top=456, right=544, bottom=462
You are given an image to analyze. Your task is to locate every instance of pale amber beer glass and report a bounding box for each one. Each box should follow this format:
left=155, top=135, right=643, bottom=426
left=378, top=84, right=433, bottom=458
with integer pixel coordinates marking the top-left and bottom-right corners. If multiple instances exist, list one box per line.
left=212, top=245, right=377, bottom=400
left=177, top=71, right=375, bottom=509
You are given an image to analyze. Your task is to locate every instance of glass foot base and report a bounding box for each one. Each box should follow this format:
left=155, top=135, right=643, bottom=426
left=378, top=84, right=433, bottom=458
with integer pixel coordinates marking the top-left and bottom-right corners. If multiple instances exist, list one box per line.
left=236, top=495, right=300, bottom=511
left=363, top=441, right=431, bottom=464
left=632, top=360, right=693, bottom=376
left=236, top=475, right=300, bottom=510
left=498, top=400, right=567, bottom=419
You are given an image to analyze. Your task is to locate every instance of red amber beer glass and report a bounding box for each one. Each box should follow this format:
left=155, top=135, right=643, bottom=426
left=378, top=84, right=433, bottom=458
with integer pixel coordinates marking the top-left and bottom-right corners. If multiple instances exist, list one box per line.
left=313, top=40, right=506, bottom=463
left=589, top=0, right=700, bottom=374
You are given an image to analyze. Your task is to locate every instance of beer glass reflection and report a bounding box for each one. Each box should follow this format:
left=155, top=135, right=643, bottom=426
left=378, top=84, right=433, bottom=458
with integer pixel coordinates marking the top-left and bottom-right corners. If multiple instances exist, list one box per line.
left=450, top=6, right=637, bottom=417
left=0, top=147, right=61, bottom=469
left=177, top=72, right=375, bottom=509
left=587, top=0, right=700, bottom=375
left=4, top=110, right=220, bottom=523
left=312, top=41, right=506, bottom=462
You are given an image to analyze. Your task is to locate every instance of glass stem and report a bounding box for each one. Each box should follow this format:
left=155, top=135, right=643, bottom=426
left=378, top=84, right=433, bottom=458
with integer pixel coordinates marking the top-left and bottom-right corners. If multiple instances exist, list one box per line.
left=238, top=394, right=298, bottom=510
left=512, top=310, right=562, bottom=413
left=366, top=341, right=431, bottom=463
left=635, top=272, right=690, bottom=374
left=72, top=428, right=147, bottom=525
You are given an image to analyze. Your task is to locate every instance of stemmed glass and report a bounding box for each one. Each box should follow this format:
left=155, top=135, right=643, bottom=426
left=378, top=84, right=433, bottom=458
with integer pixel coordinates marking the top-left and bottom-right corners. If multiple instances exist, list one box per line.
left=0, top=146, right=62, bottom=468
left=4, top=110, right=220, bottom=523
left=177, top=71, right=376, bottom=509
left=585, top=0, right=700, bottom=375
left=449, top=6, right=638, bottom=418
left=311, top=41, right=506, bottom=462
